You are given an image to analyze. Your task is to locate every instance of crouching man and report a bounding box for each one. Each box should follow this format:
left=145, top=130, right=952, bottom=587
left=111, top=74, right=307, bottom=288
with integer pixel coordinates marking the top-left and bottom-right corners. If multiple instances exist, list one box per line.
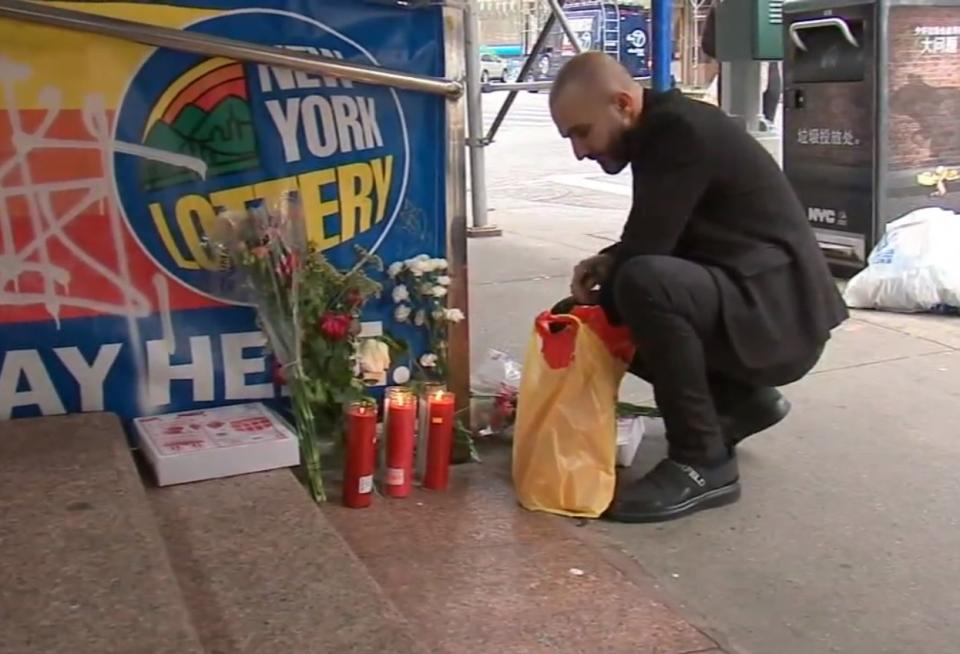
left=549, top=53, right=848, bottom=523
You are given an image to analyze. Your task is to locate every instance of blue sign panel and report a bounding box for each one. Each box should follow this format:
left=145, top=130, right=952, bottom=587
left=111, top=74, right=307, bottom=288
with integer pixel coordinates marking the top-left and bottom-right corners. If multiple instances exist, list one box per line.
left=0, top=0, right=447, bottom=423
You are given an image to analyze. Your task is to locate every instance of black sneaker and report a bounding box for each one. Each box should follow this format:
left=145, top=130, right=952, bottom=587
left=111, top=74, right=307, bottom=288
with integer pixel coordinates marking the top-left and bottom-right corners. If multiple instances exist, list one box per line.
left=719, top=387, right=791, bottom=448
left=603, top=458, right=741, bottom=523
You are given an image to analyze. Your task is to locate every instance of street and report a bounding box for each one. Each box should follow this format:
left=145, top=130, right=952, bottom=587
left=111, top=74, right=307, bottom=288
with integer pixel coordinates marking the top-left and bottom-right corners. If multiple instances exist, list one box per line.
left=470, top=90, right=960, bottom=654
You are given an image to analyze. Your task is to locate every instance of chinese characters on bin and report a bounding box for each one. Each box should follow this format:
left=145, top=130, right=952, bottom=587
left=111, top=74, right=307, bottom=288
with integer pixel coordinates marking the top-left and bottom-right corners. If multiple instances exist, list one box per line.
left=796, top=128, right=859, bottom=146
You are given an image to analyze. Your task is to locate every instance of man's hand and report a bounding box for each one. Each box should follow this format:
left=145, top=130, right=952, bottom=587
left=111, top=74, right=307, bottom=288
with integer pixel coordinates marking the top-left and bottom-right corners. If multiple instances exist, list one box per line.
left=570, top=254, right=614, bottom=305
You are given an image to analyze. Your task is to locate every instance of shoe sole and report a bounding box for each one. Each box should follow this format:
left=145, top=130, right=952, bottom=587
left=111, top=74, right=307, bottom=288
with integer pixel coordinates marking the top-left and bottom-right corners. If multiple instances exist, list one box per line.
left=725, top=396, right=792, bottom=448
left=602, top=481, right=742, bottom=524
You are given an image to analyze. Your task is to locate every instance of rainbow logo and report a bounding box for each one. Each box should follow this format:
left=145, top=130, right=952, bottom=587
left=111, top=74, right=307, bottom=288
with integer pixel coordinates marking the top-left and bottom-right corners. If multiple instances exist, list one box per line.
left=141, top=57, right=259, bottom=190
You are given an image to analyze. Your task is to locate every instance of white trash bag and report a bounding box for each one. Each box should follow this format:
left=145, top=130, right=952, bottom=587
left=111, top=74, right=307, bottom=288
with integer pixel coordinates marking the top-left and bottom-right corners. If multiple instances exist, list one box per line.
left=843, top=207, right=960, bottom=313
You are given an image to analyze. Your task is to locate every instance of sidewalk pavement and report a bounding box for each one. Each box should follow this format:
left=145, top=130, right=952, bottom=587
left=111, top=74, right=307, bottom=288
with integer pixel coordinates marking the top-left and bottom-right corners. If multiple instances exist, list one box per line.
left=463, top=197, right=960, bottom=654
left=325, top=445, right=733, bottom=654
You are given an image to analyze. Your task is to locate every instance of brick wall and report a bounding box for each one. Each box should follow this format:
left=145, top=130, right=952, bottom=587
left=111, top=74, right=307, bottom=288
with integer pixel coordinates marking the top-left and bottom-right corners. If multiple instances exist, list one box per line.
left=888, top=7, right=960, bottom=170
left=478, top=13, right=525, bottom=46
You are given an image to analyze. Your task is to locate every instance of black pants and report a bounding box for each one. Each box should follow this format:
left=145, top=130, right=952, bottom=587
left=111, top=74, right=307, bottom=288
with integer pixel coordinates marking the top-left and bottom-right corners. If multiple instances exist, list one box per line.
left=612, top=255, right=820, bottom=465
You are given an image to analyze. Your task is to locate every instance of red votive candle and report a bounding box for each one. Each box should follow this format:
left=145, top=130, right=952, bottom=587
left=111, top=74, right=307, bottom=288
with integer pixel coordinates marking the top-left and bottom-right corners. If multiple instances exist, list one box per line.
left=415, top=381, right=446, bottom=478
left=385, top=387, right=417, bottom=498
left=343, top=399, right=377, bottom=509
left=423, top=390, right=456, bottom=491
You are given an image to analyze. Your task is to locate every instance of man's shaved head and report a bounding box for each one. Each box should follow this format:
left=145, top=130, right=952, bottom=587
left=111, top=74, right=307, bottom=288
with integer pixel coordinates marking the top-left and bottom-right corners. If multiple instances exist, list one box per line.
left=549, top=51, right=636, bottom=103
left=549, top=52, right=644, bottom=174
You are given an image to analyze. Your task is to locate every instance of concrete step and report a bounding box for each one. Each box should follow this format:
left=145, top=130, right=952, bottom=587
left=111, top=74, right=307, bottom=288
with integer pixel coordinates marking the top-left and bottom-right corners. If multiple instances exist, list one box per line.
left=324, top=443, right=727, bottom=654
left=1, top=412, right=430, bottom=653
left=0, top=413, right=205, bottom=654
left=147, top=469, right=430, bottom=654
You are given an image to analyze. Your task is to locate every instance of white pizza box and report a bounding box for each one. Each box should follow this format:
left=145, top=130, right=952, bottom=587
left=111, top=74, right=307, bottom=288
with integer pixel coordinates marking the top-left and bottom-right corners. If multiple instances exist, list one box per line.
left=134, top=402, right=300, bottom=487
left=615, top=416, right=664, bottom=468
left=616, top=416, right=645, bottom=468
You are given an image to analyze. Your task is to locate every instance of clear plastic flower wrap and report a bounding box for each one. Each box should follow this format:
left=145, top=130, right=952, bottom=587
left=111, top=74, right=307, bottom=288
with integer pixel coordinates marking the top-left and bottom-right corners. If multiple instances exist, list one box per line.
left=204, top=192, right=384, bottom=502
left=471, top=349, right=522, bottom=437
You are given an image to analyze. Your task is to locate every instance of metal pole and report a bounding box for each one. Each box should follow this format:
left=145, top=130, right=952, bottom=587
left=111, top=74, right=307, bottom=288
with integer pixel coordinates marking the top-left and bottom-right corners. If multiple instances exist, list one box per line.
left=651, top=0, right=674, bottom=91
left=0, top=0, right=462, bottom=97
left=464, top=0, right=500, bottom=237
left=441, top=3, right=473, bottom=454
left=721, top=60, right=762, bottom=133
left=546, top=0, right=584, bottom=54
left=485, top=7, right=561, bottom=143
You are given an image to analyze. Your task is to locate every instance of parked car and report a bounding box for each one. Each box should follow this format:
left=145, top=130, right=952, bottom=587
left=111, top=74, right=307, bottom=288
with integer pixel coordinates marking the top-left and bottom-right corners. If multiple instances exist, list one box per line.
left=480, top=53, right=508, bottom=83
left=503, top=58, right=522, bottom=83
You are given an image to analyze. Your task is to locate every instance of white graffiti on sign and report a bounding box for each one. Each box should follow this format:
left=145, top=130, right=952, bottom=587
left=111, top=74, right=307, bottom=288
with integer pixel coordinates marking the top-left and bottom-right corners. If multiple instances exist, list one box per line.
left=0, top=56, right=211, bottom=414
left=0, top=57, right=203, bottom=329
left=0, top=56, right=287, bottom=418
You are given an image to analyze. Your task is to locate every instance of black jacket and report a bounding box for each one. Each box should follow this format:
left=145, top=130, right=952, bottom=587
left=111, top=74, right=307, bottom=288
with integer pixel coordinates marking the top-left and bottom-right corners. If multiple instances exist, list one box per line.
left=601, top=89, right=848, bottom=370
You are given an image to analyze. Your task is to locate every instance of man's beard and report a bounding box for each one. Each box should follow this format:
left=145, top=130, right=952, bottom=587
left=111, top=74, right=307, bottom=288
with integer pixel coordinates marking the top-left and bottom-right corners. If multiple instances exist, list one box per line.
left=596, top=135, right=629, bottom=174
left=598, top=157, right=628, bottom=174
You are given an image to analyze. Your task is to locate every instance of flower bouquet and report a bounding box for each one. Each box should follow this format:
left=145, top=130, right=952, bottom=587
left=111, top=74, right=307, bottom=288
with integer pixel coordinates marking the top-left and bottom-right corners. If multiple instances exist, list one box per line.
left=387, top=254, right=464, bottom=380
left=471, top=349, right=523, bottom=438
left=385, top=254, right=477, bottom=461
left=209, top=196, right=383, bottom=502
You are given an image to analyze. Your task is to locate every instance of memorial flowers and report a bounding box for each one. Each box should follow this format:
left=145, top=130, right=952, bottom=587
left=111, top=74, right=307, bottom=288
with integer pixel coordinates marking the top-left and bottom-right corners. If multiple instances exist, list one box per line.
left=208, top=196, right=384, bottom=502
left=386, top=254, right=477, bottom=461
left=387, top=254, right=464, bottom=381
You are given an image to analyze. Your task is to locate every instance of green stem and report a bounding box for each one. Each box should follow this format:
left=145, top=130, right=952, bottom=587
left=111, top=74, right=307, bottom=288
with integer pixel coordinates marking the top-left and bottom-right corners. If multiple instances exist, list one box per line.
left=290, top=378, right=326, bottom=502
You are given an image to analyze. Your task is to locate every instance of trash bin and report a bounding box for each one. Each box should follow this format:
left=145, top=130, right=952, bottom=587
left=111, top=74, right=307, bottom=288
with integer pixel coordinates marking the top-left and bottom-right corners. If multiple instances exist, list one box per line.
left=783, top=0, right=960, bottom=276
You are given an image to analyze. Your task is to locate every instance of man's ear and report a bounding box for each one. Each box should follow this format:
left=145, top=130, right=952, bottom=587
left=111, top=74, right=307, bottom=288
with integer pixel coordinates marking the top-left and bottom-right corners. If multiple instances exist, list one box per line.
left=613, top=91, right=636, bottom=118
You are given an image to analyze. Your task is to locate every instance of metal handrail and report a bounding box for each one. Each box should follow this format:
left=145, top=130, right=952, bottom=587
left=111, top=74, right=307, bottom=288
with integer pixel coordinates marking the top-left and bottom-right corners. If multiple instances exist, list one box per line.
left=0, top=0, right=463, bottom=98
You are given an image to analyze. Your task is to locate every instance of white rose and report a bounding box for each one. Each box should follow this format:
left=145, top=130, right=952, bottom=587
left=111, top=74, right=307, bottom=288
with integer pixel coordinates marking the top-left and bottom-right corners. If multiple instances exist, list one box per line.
left=414, top=254, right=430, bottom=262
left=433, top=258, right=449, bottom=271
left=392, top=284, right=410, bottom=303
left=420, top=353, right=438, bottom=368
left=437, top=275, right=451, bottom=286
left=394, top=304, right=412, bottom=323
left=407, top=259, right=427, bottom=277
left=431, top=286, right=448, bottom=298
left=392, top=366, right=411, bottom=384
left=387, top=261, right=404, bottom=278
left=414, top=310, right=426, bottom=327
left=358, top=339, right=391, bottom=375
left=443, top=308, right=465, bottom=323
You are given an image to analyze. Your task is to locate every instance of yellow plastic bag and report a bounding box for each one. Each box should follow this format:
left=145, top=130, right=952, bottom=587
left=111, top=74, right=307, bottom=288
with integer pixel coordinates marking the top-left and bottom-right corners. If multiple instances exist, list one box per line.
left=512, top=307, right=635, bottom=518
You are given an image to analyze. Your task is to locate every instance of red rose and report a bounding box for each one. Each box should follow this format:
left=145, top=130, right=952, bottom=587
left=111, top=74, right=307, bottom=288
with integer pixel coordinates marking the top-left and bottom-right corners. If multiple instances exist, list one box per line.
left=319, top=312, right=352, bottom=341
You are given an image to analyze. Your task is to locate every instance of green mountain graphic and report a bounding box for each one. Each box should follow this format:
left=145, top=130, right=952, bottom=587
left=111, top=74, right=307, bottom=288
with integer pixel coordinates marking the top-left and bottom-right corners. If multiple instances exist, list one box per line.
left=141, top=95, right=260, bottom=191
